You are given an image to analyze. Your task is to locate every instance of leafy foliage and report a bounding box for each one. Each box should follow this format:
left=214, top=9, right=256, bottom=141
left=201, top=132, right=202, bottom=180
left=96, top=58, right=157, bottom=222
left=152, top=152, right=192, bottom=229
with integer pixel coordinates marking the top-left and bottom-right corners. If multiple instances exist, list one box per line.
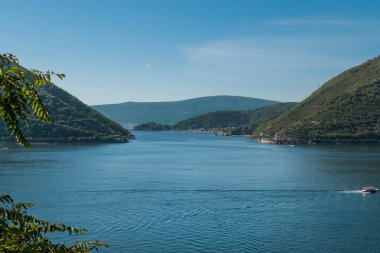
left=0, top=53, right=64, bottom=147
left=0, top=194, right=108, bottom=252
left=253, top=56, right=380, bottom=143
left=93, top=96, right=278, bottom=125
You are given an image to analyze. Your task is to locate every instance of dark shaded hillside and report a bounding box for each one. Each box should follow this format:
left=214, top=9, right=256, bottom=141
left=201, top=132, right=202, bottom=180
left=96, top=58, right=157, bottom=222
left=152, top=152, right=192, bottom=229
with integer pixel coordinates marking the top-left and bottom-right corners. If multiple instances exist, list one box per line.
left=173, top=103, right=297, bottom=131
left=92, top=96, right=278, bottom=126
left=134, top=122, right=171, bottom=131
left=254, top=56, right=380, bottom=143
left=0, top=85, right=134, bottom=143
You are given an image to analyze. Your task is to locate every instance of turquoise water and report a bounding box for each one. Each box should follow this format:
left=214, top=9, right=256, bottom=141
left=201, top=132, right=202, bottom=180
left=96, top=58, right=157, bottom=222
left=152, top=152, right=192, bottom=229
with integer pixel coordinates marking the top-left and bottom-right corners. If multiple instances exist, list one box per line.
left=1, top=131, right=380, bottom=252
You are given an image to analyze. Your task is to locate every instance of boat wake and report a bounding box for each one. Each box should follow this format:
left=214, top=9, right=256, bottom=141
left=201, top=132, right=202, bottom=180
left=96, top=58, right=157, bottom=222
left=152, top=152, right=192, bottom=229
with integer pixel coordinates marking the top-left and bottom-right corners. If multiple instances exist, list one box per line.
left=341, top=190, right=363, bottom=194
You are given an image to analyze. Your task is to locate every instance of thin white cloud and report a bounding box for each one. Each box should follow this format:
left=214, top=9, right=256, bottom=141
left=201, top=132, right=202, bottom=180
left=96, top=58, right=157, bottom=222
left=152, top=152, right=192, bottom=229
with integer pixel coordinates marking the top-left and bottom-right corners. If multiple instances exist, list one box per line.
left=176, top=16, right=380, bottom=101
left=180, top=36, right=352, bottom=70
left=181, top=40, right=276, bottom=63
left=265, top=17, right=380, bottom=27
left=266, top=18, right=352, bottom=26
left=144, top=63, right=153, bottom=68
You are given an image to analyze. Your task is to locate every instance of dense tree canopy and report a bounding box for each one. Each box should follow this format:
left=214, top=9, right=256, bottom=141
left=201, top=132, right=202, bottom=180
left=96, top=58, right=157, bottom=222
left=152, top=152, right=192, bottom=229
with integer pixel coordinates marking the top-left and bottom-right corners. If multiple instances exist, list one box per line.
left=0, top=53, right=64, bottom=147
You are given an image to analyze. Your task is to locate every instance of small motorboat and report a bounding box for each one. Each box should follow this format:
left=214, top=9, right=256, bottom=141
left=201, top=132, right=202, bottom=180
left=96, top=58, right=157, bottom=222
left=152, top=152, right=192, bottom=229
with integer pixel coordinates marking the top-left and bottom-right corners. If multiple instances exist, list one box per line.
left=361, top=187, right=378, bottom=193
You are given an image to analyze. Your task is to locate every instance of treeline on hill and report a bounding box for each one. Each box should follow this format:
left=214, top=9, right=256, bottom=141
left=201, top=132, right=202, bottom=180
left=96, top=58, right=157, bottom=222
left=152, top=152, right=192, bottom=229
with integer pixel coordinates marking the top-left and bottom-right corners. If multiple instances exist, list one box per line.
left=253, top=56, right=380, bottom=144
left=133, top=102, right=297, bottom=136
left=0, top=85, right=134, bottom=144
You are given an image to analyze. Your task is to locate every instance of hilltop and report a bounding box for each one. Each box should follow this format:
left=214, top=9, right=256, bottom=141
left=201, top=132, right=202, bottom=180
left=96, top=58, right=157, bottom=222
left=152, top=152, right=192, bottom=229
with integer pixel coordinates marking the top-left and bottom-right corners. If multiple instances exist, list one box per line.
left=92, top=95, right=278, bottom=126
left=0, top=85, right=134, bottom=144
left=253, top=56, right=380, bottom=143
left=133, top=103, right=297, bottom=136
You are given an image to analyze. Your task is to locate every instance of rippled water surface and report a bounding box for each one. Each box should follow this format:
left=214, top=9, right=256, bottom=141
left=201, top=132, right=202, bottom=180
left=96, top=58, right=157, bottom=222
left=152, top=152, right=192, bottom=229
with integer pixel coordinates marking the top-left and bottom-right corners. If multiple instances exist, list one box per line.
left=1, top=132, right=380, bottom=252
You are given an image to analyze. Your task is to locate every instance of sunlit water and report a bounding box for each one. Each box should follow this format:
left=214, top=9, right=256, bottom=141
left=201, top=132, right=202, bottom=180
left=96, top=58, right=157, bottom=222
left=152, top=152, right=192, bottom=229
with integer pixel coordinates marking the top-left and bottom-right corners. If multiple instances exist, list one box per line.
left=1, top=132, right=380, bottom=252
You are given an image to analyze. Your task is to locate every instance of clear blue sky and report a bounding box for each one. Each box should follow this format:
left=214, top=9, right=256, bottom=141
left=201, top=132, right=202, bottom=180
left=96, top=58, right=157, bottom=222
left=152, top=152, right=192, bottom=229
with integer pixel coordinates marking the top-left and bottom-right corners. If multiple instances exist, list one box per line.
left=2, top=0, right=380, bottom=104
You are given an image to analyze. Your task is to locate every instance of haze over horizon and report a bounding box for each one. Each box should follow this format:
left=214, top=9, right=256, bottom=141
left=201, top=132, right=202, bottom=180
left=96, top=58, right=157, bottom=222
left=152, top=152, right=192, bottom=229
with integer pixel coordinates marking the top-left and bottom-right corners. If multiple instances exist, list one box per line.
left=2, top=0, right=380, bottom=105
left=91, top=95, right=278, bottom=106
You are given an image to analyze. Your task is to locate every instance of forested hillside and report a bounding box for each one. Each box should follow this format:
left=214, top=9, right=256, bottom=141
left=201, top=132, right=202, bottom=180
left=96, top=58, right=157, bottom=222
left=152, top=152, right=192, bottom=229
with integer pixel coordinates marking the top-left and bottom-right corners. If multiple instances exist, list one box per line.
left=0, top=85, right=134, bottom=143
left=253, top=56, right=380, bottom=143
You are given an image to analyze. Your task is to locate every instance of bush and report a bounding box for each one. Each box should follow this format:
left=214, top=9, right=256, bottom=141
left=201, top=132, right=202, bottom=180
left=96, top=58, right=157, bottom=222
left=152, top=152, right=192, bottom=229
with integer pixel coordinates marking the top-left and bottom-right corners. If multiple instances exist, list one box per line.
left=0, top=194, right=108, bottom=252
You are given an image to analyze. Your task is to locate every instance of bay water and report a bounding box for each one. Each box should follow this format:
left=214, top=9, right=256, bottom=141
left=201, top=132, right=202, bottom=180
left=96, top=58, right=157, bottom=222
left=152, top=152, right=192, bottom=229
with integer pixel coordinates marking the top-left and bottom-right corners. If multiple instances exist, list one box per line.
left=1, top=132, right=379, bottom=252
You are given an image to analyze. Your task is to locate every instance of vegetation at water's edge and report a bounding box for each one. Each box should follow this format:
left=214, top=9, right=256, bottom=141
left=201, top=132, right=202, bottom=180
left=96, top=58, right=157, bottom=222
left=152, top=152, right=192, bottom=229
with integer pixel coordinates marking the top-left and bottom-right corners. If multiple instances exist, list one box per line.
left=253, top=56, right=380, bottom=144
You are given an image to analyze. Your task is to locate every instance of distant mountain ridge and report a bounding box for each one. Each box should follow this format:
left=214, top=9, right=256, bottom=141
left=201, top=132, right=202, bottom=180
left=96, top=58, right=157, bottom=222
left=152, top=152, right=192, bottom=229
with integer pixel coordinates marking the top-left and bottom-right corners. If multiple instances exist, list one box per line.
left=133, top=103, right=297, bottom=136
left=0, top=85, right=134, bottom=144
left=253, top=56, right=380, bottom=143
left=92, top=95, right=278, bottom=126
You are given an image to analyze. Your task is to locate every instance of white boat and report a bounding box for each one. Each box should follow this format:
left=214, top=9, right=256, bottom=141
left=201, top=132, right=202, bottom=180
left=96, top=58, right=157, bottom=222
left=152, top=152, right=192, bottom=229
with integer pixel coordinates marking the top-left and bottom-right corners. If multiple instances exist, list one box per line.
left=361, top=187, right=378, bottom=193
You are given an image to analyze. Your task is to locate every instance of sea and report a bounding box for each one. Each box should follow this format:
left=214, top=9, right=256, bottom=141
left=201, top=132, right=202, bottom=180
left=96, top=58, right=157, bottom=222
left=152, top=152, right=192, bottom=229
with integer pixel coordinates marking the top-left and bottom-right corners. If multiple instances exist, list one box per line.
left=1, top=131, right=380, bottom=252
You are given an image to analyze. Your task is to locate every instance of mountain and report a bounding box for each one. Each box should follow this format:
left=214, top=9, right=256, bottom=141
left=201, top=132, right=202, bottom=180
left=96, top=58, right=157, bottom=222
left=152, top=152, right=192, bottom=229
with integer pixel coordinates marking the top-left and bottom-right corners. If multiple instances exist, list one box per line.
left=132, top=103, right=296, bottom=135
left=173, top=102, right=297, bottom=133
left=92, top=96, right=278, bottom=126
left=0, top=85, right=134, bottom=144
left=253, top=56, right=380, bottom=144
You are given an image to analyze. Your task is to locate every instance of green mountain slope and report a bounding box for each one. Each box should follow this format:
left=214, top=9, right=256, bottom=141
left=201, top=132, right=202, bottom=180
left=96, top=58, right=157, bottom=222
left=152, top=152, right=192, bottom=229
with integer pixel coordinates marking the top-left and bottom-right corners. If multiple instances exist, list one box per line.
left=0, top=85, right=134, bottom=143
left=92, top=96, right=278, bottom=126
left=173, top=102, right=297, bottom=130
left=253, top=56, right=380, bottom=143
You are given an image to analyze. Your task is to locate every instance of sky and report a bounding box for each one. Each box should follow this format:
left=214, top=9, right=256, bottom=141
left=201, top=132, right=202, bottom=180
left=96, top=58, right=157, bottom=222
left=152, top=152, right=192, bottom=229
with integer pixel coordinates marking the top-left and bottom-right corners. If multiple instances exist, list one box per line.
left=1, top=0, right=380, bottom=104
